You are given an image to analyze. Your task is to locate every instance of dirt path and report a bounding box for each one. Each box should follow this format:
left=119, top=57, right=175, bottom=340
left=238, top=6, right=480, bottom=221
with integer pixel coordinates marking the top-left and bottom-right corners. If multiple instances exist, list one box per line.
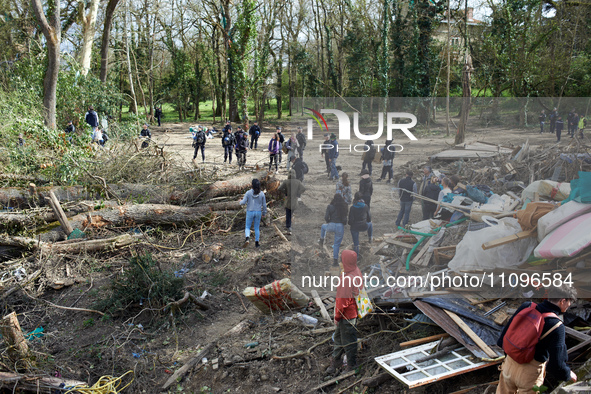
left=150, top=119, right=553, bottom=258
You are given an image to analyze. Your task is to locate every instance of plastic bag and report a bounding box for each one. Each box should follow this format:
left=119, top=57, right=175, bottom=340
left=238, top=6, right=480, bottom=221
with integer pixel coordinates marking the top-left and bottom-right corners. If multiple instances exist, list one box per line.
left=448, top=218, right=537, bottom=272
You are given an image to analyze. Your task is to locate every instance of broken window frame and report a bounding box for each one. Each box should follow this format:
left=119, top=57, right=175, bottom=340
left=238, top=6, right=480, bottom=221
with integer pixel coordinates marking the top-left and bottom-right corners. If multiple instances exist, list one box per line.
left=374, top=341, right=499, bottom=388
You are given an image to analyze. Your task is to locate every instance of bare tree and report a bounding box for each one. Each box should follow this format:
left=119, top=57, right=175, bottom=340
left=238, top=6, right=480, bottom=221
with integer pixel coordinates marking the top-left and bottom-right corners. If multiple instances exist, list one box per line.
left=99, top=0, right=121, bottom=83
left=31, top=0, right=61, bottom=129
left=79, top=0, right=100, bottom=75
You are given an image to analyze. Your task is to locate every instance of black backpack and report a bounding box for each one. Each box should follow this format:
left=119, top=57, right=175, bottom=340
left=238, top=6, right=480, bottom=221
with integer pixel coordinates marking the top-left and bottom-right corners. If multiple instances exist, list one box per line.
left=239, top=135, right=248, bottom=150
left=195, top=131, right=206, bottom=145
left=302, top=161, right=309, bottom=174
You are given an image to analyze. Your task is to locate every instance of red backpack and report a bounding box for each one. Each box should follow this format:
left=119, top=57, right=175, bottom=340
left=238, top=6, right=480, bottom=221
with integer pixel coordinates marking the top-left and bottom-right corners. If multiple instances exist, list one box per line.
left=502, top=303, right=562, bottom=364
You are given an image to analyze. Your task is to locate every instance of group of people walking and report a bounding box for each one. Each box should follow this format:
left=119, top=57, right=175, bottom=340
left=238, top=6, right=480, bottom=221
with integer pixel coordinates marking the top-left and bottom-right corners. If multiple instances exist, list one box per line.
left=539, top=108, right=587, bottom=142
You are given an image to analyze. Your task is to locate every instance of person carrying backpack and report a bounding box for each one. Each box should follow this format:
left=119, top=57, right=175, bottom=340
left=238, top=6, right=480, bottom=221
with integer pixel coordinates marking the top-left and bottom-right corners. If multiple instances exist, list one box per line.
left=277, top=169, right=306, bottom=235
left=496, top=285, right=577, bottom=393
left=235, top=127, right=249, bottom=170
left=249, top=122, right=261, bottom=149
left=358, top=169, right=373, bottom=208
left=192, top=126, right=207, bottom=162
left=290, top=156, right=308, bottom=183
left=361, top=140, right=376, bottom=176
left=285, top=133, right=299, bottom=171
left=222, top=124, right=235, bottom=163
left=348, top=192, right=373, bottom=257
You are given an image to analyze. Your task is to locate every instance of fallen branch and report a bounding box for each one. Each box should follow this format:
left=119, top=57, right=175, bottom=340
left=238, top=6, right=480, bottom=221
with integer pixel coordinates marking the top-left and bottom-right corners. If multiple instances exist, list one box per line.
left=22, top=291, right=105, bottom=316
left=0, top=372, right=87, bottom=393
left=222, top=290, right=248, bottom=313
left=272, top=223, right=289, bottom=242
left=161, top=342, right=216, bottom=390
left=162, top=291, right=209, bottom=312
left=271, top=337, right=332, bottom=360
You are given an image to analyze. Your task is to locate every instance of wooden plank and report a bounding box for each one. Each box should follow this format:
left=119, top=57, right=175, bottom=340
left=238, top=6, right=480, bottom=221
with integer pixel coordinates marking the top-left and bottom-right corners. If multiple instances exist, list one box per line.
left=46, top=191, right=74, bottom=236
left=399, top=333, right=450, bottom=348
left=564, top=326, right=591, bottom=342
left=443, top=310, right=497, bottom=358
left=311, top=290, right=331, bottom=322
left=481, top=229, right=537, bottom=250
left=410, top=241, right=430, bottom=267
left=384, top=239, right=414, bottom=249
left=371, top=241, right=388, bottom=255
left=432, top=245, right=457, bottom=252
left=414, top=300, right=491, bottom=359
left=417, top=250, right=434, bottom=267
left=568, top=338, right=591, bottom=355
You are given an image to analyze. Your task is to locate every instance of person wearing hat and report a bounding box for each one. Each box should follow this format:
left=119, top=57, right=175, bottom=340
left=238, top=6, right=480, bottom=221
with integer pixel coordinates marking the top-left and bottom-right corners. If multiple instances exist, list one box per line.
left=359, top=169, right=374, bottom=208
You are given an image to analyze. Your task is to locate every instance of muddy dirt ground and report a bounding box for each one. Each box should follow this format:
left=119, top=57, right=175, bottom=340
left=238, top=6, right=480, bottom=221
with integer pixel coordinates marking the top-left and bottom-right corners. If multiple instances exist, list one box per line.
left=8, top=117, right=567, bottom=394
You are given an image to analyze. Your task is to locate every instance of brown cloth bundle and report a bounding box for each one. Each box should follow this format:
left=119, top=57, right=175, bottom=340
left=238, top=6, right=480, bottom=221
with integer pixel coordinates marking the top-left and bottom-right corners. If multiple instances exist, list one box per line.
left=515, top=202, right=556, bottom=231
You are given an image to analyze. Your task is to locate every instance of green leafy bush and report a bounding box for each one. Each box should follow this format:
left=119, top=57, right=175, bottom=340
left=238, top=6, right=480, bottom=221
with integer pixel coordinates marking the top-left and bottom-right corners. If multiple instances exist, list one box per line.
left=95, top=253, right=184, bottom=315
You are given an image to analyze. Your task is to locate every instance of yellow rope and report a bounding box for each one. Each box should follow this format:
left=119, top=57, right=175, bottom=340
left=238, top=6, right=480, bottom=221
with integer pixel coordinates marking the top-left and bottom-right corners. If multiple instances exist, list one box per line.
left=63, top=370, right=134, bottom=394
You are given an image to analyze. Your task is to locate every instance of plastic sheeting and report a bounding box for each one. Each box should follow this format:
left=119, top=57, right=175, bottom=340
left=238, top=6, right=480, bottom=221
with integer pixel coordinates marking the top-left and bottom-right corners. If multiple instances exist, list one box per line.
left=538, top=201, right=591, bottom=241
left=448, top=218, right=537, bottom=272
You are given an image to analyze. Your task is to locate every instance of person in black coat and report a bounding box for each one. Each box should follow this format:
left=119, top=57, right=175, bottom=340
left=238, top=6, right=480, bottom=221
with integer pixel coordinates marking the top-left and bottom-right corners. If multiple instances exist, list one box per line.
left=361, top=140, right=376, bottom=176
left=296, top=127, right=307, bottom=158
left=249, top=121, right=261, bottom=149
left=140, top=123, right=151, bottom=149
left=358, top=169, right=373, bottom=208
left=377, top=140, right=395, bottom=183
left=348, top=192, right=373, bottom=257
left=319, top=194, right=348, bottom=266
left=154, top=106, right=162, bottom=126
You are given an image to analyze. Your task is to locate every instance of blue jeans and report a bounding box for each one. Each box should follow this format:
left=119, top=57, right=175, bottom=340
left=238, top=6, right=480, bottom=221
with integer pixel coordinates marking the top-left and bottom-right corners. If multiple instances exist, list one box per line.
left=245, top=211, right=262, bottom=241
left=396, top=201, right=413, bottom=227
left=321, top=222, right=345, bottom=260
left=351, top=222, right=373, bottom=255
left=330, top=159, right=339, bottom=180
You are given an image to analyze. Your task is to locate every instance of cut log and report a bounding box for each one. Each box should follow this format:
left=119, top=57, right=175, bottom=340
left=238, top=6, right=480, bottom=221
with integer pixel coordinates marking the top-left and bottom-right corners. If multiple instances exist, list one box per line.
left=1, top=312, right=30, bottom=368
left=0, top=372, right=87, bottom=393
left=0, top=234, right=136, bottom=254
left=204, top=170, right=271, bottom=199
left=46, top=191, right=74, bottom=236
left=202, top=243, right=223, bottom=263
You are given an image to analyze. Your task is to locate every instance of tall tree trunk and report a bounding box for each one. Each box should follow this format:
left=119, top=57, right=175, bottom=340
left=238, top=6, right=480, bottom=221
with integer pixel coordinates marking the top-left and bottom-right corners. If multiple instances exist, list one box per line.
left=31, top=0, right=61, bottom=130
left=124, top=1, right=137, bottom=114
left=275, top=49, right=283, bottom=120
left=455, top=55, right=473, bottom=145
left=99, top=0, right=121, bottom=83
left=79, top=0, right=100, bottom=76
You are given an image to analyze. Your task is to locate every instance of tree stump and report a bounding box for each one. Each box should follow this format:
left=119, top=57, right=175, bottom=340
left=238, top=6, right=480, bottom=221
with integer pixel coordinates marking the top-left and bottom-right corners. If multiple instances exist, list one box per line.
left=1, top=312, right=30, bottom=370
